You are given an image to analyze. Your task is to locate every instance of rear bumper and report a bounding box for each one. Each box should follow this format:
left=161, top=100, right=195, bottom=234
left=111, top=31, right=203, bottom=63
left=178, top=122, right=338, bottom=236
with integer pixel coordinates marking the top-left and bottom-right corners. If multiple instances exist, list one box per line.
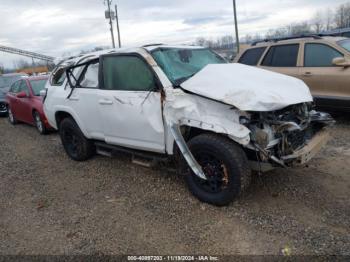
left=40, top=112, right=53, bottom=130
left=281, top=129, right=330, bottom=165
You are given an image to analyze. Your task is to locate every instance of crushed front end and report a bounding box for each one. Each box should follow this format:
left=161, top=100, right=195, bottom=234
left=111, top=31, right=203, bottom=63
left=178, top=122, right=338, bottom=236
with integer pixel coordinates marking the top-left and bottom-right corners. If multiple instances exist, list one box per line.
left=242, top=103, right=334, bottom=169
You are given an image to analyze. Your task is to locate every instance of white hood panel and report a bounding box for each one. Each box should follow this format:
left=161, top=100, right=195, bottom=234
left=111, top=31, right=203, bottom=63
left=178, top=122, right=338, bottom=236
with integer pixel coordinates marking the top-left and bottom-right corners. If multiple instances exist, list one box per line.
left=181, top=63, right=313, bottom=111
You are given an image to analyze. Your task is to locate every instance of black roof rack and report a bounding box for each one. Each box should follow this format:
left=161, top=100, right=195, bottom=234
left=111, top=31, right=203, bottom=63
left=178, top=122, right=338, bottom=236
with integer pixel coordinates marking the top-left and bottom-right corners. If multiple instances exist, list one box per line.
left=142, top=43, right=164, bottom=47
left=251, top=34, right=322, bottom=46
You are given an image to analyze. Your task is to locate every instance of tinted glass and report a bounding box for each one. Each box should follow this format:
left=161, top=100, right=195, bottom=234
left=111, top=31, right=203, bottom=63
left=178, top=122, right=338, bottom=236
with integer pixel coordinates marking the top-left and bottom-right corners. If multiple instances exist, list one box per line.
left=30, top=79, right=48, bottom=96
left=80, top=62, right=99, bottom=88
left=304, top=44, right=343, bottom=67
left=103, top=56, right=156, bottom=91
left=152, top=48, right=226, bottom=86
left=10, top=81, right=20, bottom=93
left=238, top=47, right=266, bottom=65
left=337, top=39, right=350, bottom=52
left=262, top=44, right=299, bottom=67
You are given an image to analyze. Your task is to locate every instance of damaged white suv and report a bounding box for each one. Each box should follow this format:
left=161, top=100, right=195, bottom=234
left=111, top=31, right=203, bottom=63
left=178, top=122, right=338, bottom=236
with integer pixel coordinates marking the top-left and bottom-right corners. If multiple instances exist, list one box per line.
left=43, top=45, right=333, bottom=206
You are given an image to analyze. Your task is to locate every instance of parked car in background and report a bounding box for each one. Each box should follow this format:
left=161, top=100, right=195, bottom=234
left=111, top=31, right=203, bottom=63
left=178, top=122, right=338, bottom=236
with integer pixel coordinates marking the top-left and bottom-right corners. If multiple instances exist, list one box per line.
left=0, top=73, right=28, bottom=116
left=6, top=76, right=51, bottom=134
left=234, top=35, right=350, bottom=111
left=43, top=45, right=332, bottom=206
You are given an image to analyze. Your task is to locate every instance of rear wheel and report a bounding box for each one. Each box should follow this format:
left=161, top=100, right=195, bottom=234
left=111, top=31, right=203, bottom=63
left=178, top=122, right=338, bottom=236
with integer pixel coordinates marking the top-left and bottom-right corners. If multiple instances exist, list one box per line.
left=59, top=117, right=95, bottom=161
left=33, top=111, right=47, bottom=135
left=8, top=107, right=17, bottom=125
left=185, top=133, right=251, bottom=206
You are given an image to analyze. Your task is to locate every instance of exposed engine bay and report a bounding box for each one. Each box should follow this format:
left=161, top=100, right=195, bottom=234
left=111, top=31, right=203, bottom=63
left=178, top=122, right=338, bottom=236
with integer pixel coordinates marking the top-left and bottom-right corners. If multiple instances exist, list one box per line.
left=241, top=103, right=334, bottom=167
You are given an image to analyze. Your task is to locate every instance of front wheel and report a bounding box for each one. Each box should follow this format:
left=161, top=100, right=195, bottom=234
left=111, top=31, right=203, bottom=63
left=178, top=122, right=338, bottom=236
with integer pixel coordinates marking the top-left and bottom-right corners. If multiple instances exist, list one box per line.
left=185, top=133, right=251, bottom=206
left=33, top=111, right=47, bottom=135
left=8, top=107, right=17, bottom=125
left=59, top=117, right=95, bottom=161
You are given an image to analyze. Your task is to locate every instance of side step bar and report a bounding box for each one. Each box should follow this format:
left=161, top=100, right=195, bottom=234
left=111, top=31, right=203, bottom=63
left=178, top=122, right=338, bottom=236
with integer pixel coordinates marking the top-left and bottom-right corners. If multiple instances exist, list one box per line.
left=94, top=141, right=168, bottom=167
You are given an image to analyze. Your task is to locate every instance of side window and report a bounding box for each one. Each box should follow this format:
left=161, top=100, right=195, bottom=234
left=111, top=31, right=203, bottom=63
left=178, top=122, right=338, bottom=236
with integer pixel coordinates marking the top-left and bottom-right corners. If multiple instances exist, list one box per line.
left=10, top=81, right=20, bottom=93
left=102, top=55, right=157, bottom=91
left=80, top=62, right=99, bottom=88
left=18, top=81, right=30, bottom=96
left=304, top=43, right=343, bottom=67
left=262, top=44, right=299, bottom=67
left=51, top=67, right=66, bottom=86
left=238, top=47, right=266, bottom=65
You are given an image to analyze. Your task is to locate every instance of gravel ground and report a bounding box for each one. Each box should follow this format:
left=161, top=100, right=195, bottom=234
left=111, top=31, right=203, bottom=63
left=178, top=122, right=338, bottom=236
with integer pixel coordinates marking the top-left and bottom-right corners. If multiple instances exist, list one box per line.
left=0, top=115, right=349, bottom=256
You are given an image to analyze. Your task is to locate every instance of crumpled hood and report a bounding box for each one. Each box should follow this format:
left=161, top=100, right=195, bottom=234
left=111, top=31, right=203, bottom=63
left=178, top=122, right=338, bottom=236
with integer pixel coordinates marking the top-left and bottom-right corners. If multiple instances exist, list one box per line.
left=181, top=63, right=313, bottom=111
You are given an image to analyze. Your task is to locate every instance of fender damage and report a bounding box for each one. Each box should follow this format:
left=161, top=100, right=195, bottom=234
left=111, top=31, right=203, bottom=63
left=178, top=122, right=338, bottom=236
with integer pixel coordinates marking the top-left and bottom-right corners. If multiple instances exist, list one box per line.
left=163, top=64, right=334, bottom=177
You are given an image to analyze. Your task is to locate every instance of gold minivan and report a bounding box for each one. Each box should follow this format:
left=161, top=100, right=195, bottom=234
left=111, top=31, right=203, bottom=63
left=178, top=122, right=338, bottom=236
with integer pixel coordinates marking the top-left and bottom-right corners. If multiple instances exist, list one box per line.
left=234, top=36, right=350, bottom=111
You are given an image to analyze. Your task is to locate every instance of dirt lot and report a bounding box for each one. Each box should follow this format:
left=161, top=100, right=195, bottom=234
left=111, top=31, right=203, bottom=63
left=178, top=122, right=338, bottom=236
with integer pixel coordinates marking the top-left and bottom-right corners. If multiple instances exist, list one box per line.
left=0, top=115, right=349, bottom=256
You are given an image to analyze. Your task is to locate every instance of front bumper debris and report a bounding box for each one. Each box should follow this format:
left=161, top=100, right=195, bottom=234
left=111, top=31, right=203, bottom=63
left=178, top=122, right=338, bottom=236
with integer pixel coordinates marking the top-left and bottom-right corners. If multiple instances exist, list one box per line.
left=281, top=129, right=330, bottom=165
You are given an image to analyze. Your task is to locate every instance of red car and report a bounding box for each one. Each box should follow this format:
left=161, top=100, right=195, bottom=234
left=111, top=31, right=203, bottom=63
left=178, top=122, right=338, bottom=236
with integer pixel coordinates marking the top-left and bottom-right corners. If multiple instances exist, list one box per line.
left=6, top=76, right=52, bottom=134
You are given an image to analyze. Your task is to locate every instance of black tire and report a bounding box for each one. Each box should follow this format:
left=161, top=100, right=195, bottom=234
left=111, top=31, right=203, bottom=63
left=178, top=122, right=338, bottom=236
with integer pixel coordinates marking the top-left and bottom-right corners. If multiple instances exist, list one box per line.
left=184, top=133, right=251, bottom=206
left=7, top=107, right=17, bottom=125
left=0, top=103, right=7, bottom=117
left=59, top=117, right=95, bottom=161
left=33, top=111, right=48, bottom=135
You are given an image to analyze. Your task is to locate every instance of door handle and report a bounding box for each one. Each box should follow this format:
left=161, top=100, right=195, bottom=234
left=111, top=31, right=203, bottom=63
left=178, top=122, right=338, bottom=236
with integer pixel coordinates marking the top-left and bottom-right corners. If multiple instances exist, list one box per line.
left=99, top=99, right=113, bottom=105
left=69, top=96, right=79, bottom=101
left=303, top=72, right=312, bottom=77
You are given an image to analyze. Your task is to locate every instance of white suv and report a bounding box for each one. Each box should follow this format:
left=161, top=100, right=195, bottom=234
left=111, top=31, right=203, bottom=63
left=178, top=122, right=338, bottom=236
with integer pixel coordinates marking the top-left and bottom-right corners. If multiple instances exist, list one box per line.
left=43, top=44, right=333, bottom=206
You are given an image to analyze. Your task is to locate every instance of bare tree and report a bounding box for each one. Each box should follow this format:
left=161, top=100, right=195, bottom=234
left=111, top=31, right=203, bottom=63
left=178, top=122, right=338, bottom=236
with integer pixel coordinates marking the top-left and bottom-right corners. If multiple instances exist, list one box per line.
left=289, top=22, right=312, bottom=35
left=334, top=3, right=350, bottom=28
left=325, top=8, right=334, bottom=30
left=312, top=11, right=325, bottom=33
left=195, top=37, right=206, bottom=47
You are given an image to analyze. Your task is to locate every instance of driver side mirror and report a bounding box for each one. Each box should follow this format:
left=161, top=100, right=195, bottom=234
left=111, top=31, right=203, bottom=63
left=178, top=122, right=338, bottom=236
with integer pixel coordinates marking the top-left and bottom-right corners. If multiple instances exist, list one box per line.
left=16, top=91, right=27, bottom=98
left=332, top=57, right=350, bottom=67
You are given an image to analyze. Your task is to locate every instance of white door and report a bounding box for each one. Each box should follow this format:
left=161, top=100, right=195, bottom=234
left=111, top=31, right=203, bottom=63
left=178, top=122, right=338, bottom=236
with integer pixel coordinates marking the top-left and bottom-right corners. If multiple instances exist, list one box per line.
left=98, top=54, right=165, bottom=153
left=66, top=61, right=105, bottom=139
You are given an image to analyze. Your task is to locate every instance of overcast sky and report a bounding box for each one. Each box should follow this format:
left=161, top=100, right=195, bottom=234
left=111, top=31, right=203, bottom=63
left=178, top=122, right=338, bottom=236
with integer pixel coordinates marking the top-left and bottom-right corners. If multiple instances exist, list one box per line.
left=0, top=0, right=348, bottom=68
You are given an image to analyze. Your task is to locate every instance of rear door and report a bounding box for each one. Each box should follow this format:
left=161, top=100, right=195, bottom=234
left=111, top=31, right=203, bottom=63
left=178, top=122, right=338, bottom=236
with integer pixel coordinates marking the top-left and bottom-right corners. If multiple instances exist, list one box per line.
left=15, top=80, right=33, bottom=123
left=300, top=42, right=349, bottom=101
left=7, top=81, right=20, bottom=116
left=259, top=44, right=301, bottom=78
left=66, top=60, right=105, bottom=139
left=98, top=53, right=165, bottom=153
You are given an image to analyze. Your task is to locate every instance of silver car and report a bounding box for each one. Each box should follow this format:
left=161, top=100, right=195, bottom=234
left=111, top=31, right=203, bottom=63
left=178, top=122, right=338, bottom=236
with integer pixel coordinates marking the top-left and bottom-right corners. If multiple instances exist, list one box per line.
left=0, top=73, right=28, bottom=115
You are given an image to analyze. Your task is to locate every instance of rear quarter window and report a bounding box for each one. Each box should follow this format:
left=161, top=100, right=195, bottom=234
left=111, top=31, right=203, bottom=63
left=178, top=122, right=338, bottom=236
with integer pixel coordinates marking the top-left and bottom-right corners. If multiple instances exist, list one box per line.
left=50, top=67, right=66, bottom=86
left=238, top=47, right=266, bottom=65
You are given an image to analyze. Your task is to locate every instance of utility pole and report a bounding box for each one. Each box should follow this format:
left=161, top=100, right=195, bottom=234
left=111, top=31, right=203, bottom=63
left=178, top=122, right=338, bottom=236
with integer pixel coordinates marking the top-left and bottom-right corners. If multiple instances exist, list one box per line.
left=233, top=0, right=240, bottom=54
left=106, top=0, right=116, bottom=48
left=31, top=57, right=35, bottom=76
left=115, top=4, right=122, bottom=48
